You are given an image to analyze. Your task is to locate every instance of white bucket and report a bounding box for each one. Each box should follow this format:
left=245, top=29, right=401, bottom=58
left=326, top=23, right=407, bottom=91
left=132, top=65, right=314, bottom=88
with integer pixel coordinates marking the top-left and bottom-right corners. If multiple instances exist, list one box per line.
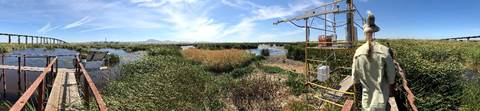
left=316, top=65, right=330, bottom=82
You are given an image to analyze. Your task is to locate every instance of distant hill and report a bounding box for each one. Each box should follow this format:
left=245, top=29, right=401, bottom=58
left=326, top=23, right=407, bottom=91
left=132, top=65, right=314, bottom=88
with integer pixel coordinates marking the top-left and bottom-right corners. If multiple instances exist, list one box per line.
left=142, top=39, right=191, bottom=44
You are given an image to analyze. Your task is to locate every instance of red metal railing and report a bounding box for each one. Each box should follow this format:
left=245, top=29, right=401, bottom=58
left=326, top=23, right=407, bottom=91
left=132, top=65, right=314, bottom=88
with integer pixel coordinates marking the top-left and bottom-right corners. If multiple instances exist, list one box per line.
left=9, top=57, right=57, bottom=111
left=75, top=56, right=107, bottom=111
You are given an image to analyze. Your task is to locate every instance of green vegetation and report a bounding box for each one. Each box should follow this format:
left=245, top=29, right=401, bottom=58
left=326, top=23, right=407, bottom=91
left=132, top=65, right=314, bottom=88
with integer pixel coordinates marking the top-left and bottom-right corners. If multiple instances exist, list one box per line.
left=147, top=46, right=182, bottom=56
left=260, top=66, right=284, bottom=74
left=285, top=71, right=307, bottom=96
left=260, top=49, right=270, bottom=56
left=104, top=54, right=120, bottom=66
left=103, top=54, right=219, bottom=110
left=229, top=75, right=282, bottom=110
left=461, top=78, right=480, bottom=111
left=228, top=65, right=255, bottom=78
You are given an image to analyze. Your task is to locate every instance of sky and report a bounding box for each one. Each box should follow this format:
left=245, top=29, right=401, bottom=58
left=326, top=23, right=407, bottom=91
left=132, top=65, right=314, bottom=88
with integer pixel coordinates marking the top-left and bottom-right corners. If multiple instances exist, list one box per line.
left=0, top=0, right=479, bottom=42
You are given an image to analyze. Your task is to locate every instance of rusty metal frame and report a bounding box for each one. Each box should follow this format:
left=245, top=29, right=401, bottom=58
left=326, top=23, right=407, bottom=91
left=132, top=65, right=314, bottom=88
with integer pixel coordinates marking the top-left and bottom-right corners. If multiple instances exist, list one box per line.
left=9, top=57, right=57, bottom=111
left=75, top=56, right=107, bottom=111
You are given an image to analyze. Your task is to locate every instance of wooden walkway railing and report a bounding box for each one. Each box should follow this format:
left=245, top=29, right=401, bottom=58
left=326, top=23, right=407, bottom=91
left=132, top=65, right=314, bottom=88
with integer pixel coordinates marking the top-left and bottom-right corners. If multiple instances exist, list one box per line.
left=6, top=55, right=107, bottom=111
left=9, top=57, right=58, bottom=111
left=75, top=56, right=107, bottom=111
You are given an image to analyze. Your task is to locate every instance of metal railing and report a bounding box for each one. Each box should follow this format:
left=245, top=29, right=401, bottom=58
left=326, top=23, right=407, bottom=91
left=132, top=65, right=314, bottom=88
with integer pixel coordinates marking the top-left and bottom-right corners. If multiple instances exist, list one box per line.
left=74, top=56, right=107, bottom=111
left=9, top=57, right=58, bottom=111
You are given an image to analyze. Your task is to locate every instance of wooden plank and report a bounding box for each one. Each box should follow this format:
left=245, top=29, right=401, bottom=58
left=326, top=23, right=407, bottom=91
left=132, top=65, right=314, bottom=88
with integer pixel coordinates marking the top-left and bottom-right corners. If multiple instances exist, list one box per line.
left=341, top=99, right=354, bottom=111
left=389, top=97, right=398, bottom=111
left=323, top=76, right=354, bottom=101
left=45, top=71, right=83, bottom=110
left=0, top=65, right=75, bottom=72
left=319, top=76, right=354, bottom=109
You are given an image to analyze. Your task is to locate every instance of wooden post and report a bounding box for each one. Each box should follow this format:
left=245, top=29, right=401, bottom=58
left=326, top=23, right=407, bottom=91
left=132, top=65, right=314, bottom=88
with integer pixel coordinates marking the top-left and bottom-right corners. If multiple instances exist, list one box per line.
left=8, top=35, right=11, bottom=44
left=50, top=57, right=54, bottom=82
left=84, top=76, right=90, bottom=108
left=31, top=37, right=34, bottom=45
left=17, top=36, right=20, bottom=44
left=1, top=55, right=5, bottom=99
left=46, top=57, right=50, bottom=87
left=23, top=55, right=26, bottom=92
left=25, top=36, right=28, bottom=44
left=36, top=77, right=45, bottom=111
left=17, top=56, right=21, bottom=96
left=55, top=57, right=58, bottom=76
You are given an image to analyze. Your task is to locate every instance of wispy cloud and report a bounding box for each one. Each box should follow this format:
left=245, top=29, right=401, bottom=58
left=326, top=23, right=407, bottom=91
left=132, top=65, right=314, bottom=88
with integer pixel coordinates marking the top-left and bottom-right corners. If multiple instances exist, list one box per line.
left=37, top=22, right=60, bottom=33
left=63, top=16, right=94, bottom=29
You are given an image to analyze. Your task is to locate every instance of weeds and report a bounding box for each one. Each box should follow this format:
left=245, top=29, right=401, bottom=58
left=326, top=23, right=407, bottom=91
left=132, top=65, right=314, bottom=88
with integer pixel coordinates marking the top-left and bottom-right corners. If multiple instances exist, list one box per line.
left=261, top=66, right=284, bottom=74
left=183, top=48, right=253, bottom=72
left=229, top=75, right=282, bottom=110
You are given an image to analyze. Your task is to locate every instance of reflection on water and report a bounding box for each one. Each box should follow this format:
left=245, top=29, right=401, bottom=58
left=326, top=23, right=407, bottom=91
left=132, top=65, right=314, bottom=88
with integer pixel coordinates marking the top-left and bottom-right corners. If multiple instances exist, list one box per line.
left=0, top=48, right=145, bottom=102
left=248, top=44, right=287, bottom=56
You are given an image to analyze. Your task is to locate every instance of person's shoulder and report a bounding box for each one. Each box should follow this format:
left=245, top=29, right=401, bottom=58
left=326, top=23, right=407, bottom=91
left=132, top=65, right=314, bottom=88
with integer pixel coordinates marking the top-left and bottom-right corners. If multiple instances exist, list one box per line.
left=354, top=43, right=369, bottom=57
left=373, top=42, right=391, bottom=55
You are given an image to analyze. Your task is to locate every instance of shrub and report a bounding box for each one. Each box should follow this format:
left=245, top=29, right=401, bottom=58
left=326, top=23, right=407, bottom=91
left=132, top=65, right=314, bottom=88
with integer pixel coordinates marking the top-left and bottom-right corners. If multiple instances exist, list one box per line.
left=104, top=54, right=120, bottom=66
left=228, top=66, right=255, bottom=78
left=285, top=71, right=307, bottom=96
left=260, top=49, right=270, bottom=57
left=461, top=79, right=480, bottom=111
left=261, top=66, right=284, bottom=74
left=183, top=48, right=253, bottom=72
left=147, top=47, right=181, bottom=56
left=103, top=55, right=218, bottom=110
left=229, top=75, right=282, bottom=110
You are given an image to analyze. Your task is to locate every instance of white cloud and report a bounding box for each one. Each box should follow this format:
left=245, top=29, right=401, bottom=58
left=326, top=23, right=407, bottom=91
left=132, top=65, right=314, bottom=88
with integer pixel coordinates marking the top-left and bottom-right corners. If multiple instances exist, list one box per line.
left=26, top=0, right=317, bottom=41
left=63, top=16, right=94, bottom=29
left=221, top=0, right=262, bottom=10
left=37, top=22, right=60, bottom=33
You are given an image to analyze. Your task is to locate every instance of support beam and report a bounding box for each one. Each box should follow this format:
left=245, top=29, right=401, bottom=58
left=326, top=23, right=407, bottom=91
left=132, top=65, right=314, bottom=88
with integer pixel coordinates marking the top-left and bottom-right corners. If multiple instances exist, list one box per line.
left=346, top=0, right=355, bottom=46
left=8, top=35, right=11, bottom=44
left=17, top=36, right=21, bottom=44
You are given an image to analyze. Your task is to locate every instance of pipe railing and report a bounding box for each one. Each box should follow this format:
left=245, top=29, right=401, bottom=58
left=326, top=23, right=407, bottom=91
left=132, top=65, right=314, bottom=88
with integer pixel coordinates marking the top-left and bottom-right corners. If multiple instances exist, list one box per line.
left=74, top=56, right=107, bottom=111
left=9, top=57, right=58, bottom=111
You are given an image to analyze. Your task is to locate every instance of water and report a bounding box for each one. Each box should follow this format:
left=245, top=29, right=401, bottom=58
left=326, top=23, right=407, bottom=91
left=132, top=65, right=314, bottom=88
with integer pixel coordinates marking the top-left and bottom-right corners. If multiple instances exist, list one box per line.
left=248, top=46, right=287, bottom=56
left=0, top=48, right=145, bottom=102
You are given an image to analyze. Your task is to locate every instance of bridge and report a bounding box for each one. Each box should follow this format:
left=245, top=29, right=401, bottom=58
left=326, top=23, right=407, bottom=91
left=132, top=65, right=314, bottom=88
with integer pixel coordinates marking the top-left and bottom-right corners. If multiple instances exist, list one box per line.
left=0, top=55, right=106, bottom=111
left=0, top=33, right=67, bottom=44
left=441, top=35, right=480, bottom=41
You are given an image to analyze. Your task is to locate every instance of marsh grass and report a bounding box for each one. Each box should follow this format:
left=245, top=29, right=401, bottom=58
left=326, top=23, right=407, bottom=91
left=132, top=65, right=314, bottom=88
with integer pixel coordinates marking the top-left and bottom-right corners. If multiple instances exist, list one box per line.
left=183, top=48, right=253, bottom=72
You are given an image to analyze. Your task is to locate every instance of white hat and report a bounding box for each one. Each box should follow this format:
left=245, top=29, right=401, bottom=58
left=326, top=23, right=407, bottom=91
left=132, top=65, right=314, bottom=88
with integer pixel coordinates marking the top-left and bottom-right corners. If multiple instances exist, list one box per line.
left=363, top=11, right=380, bottom=33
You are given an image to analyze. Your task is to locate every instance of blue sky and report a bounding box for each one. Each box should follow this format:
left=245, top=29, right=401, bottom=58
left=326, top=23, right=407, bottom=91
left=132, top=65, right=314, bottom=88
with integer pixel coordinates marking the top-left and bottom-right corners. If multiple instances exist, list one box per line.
left=0, top=0, right=479, bottom=42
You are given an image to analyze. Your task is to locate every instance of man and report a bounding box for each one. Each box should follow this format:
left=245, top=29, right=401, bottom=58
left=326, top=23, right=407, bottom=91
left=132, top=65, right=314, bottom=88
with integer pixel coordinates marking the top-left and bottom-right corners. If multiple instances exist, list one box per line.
left=351, top=11, right=396, bottom=111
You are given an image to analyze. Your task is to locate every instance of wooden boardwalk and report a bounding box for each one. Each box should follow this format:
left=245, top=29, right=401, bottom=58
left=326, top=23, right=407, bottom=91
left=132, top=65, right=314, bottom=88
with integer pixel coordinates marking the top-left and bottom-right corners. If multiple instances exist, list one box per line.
left=6, top=55, right=106, bottom=111
left=45, top=70, right=83, bottom=110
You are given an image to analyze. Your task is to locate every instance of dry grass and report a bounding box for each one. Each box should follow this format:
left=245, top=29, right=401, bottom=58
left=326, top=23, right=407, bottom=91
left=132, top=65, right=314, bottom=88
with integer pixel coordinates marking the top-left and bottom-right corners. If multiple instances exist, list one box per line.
left=183, top=48, right=253, bottom=72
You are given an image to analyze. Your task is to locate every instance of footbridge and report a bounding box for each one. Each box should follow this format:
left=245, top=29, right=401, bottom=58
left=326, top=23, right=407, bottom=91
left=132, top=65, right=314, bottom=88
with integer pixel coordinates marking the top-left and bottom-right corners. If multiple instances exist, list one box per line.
left=0, top=55, right=106, bottom=111
left=0, top=33, right=67, bottom=44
